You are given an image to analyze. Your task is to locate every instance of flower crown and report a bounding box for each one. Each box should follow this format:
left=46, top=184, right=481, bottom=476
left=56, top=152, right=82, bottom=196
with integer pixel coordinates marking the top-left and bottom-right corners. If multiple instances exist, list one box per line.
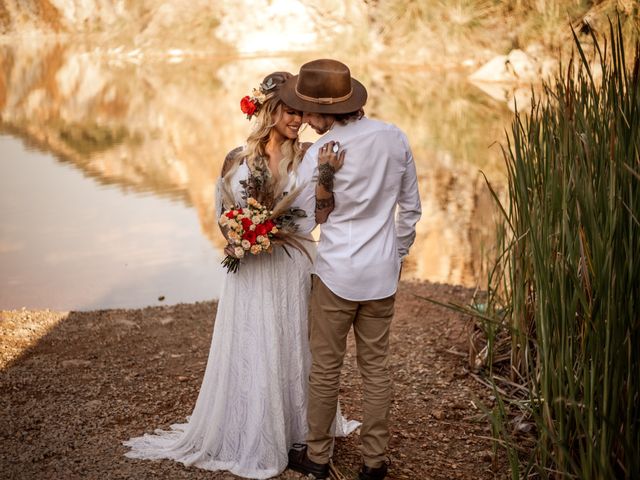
left=240, top=77, right=278, bottom=120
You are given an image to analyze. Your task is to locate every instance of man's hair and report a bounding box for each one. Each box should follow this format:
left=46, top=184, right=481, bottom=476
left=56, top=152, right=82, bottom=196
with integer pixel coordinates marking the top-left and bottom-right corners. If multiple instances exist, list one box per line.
left=333, top=108, right=365, bottom=125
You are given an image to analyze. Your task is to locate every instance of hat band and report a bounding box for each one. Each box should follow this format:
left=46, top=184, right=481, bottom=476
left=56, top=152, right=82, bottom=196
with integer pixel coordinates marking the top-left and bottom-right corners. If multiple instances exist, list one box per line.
left=294, top=86, right=353, bottom=105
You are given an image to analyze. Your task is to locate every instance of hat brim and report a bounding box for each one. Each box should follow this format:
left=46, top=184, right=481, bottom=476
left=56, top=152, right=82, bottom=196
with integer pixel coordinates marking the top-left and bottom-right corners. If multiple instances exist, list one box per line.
left=278, top=75, right=368, bottom=114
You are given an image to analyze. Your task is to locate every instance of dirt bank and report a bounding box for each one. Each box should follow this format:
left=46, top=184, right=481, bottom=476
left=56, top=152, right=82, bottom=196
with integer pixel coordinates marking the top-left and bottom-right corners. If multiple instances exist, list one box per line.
left=0, top=280, right=507, bottom=480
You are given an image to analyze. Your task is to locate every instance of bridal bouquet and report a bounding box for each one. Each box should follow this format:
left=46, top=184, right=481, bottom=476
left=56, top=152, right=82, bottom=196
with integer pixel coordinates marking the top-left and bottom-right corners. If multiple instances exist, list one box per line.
left=219, top=199, right=278, bottom=272
left=219, top=159, right=310, bottom=273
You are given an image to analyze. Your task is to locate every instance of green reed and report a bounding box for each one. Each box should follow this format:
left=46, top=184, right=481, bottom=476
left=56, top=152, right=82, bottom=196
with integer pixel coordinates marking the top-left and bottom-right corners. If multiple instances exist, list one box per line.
left=483, top=20, right=640, bottom=479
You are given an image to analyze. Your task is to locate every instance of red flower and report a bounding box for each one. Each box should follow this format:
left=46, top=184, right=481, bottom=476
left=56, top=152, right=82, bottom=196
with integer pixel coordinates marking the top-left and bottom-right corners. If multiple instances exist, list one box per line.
left=241, top=217, right=253, bottom=231
left=240, top=218, right=253, bottom=232
left=265, top=220, right=275, bottom=231
left=225, top=210, right=236, bottom=219
left=242, top=230, right=257, bottom=245
left=240, top=96, right=257, bottom=117
left=255, top=223, right=268, bottom=236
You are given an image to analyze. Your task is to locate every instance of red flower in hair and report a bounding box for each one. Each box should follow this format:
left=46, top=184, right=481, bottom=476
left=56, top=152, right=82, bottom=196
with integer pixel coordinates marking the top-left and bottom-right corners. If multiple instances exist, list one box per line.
left=240, top=96, right=257, bottom=117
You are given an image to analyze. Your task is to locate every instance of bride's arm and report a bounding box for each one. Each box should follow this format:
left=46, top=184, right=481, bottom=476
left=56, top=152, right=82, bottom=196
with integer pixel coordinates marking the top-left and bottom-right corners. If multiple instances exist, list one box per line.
left=315, top=141, right=345, bottom=224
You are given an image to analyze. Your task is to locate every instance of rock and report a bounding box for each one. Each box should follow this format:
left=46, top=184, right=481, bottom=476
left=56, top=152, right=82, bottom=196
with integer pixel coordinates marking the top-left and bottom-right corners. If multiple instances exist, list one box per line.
left=469, top=49, right=538, bottom=84
left=481, top=450, right=494, bottom=462
left=61, top=359, right=91, bottom=368
left=469, top=54, right=509, bottom=83
left=506, top=49, right=537, bottom=82
left=432, top=409, right=445, bottom=420
left=113, top=318, right=139, bottom=328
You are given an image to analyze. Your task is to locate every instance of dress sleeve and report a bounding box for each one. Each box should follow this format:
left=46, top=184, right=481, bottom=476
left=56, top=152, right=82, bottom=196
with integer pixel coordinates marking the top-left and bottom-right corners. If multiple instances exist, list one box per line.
left=216, top=146, right=244, bottom=215
left=221, top=146, right=244, bottom=177
left=215, top=176, right=225, bottom=217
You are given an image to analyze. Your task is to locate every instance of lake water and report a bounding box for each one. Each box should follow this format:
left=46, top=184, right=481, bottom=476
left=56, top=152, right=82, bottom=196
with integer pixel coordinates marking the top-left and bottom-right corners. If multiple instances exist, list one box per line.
left=0, top=39, right=512, bottom=311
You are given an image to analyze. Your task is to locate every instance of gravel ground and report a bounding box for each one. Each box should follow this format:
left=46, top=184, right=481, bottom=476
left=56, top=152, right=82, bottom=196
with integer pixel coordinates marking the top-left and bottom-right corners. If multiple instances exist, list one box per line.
left=0, top=280, right=508, bottom=480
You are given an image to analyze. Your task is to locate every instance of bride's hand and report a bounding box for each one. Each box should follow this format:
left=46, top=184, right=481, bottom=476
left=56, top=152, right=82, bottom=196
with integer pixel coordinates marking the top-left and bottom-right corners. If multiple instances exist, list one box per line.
left=318, top=141, right=345, bottom=172
left=224, top=244, right=238, bottom=258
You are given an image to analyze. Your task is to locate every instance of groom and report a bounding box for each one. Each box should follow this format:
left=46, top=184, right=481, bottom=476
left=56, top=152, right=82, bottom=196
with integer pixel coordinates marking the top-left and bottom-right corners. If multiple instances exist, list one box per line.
left=281, top=60, right=422, bottom=480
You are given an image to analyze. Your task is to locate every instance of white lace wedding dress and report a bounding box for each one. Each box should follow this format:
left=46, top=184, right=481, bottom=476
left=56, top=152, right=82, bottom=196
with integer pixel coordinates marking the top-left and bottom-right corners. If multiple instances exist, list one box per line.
left=124, top=160, right=359, bottom=479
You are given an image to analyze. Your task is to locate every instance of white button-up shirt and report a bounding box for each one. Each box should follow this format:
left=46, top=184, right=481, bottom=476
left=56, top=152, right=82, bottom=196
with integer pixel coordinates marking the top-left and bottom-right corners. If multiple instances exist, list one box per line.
left=297, top=117, right=422, bottom=301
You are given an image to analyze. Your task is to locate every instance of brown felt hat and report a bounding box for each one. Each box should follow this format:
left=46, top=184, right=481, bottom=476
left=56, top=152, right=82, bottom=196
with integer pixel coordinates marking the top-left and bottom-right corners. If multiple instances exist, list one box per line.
left=279, top=59, right=367, bottom=114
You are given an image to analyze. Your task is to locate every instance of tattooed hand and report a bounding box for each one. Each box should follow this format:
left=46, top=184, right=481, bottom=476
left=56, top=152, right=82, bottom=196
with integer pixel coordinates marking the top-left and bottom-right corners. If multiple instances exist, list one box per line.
left=317, top=141, right=345, bottom=172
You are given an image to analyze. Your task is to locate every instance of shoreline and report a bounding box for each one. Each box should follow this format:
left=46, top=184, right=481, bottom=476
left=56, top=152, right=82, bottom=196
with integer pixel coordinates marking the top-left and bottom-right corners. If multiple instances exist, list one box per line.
left=0, top=280, right=508, bottom=479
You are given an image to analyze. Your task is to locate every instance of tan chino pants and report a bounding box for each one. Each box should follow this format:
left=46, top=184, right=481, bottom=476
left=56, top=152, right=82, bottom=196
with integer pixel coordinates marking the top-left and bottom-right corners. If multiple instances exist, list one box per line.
left=306, top=275, right=395, bottom=468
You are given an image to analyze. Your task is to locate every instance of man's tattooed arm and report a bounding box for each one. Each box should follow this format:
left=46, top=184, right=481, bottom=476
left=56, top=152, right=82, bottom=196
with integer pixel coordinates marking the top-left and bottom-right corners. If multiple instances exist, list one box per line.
left=317, top=163, right=336, bottom=192
left=315, top=164, right=336, bottom=224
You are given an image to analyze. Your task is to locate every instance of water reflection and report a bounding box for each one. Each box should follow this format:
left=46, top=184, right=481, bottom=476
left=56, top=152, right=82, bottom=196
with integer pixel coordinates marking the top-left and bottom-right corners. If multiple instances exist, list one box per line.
left=0, top=39, right=512, bottom=310
left=0, top=134, right=225, bottom=311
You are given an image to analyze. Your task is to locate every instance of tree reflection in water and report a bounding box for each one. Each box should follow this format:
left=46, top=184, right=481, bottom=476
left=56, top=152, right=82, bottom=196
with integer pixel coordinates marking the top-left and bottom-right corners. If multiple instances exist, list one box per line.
left=0, top=39, right=512, bottom=309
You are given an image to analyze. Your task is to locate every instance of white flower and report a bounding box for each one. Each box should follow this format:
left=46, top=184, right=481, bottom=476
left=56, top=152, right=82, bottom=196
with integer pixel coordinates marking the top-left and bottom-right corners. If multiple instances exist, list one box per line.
left=228, top=231, right=240, bottom=241
left=252, top=88, right=267, bottom=104
left=250, top=244, right=262, bottom=255
left=234, top=247, right=245, bottom=258
left=228, top=219, right=239, bottom=230
left=241, top=239, right=251, bottom=250
left=219, top=215, right=229, bottom=226
left=252, top=215, right=262, bottom=224
left=249, top=224, right=256, bottom=231
left=257, top=235, right=265, bottom=244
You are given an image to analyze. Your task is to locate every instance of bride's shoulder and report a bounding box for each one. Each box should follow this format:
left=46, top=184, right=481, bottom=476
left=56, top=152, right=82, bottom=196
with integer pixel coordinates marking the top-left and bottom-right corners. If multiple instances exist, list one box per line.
left=221, top=146, right=245, bottom=177
left=298, top=142, right=315, bottom=167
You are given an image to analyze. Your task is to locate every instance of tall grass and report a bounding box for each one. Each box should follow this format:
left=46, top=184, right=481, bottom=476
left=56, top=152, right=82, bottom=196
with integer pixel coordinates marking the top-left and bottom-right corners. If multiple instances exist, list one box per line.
left=483, top=20, right=640, bottom=478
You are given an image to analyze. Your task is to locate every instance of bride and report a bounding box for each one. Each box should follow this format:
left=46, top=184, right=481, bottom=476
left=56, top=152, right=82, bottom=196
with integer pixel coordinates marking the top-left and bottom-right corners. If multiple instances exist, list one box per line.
left=124, top=71, right=358, bottom=479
